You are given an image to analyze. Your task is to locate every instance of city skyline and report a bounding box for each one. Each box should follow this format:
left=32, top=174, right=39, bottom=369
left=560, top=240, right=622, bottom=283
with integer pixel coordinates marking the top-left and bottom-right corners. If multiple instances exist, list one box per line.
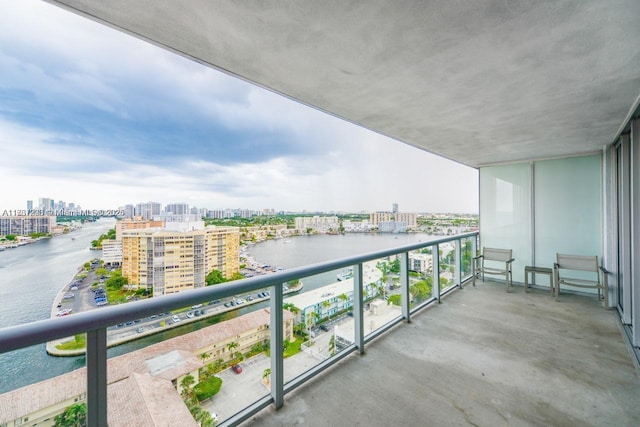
left=0, top=1, right=479, bottom=214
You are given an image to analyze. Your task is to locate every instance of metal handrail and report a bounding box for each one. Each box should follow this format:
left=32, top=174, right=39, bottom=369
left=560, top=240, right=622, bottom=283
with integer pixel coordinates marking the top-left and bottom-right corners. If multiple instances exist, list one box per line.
left=0, top=231, right=477, bottom=352
left=0, top=231, right=478, bottom=426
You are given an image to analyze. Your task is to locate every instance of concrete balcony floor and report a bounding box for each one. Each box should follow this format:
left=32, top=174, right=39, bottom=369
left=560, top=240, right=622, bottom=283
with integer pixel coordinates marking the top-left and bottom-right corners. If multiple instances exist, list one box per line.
left=244, top=281, right=640, bottom=427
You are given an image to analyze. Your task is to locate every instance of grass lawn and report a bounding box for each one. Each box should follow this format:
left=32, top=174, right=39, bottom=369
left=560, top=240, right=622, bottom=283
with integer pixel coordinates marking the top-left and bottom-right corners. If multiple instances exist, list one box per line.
left=56, top=334, right=86, bottom=350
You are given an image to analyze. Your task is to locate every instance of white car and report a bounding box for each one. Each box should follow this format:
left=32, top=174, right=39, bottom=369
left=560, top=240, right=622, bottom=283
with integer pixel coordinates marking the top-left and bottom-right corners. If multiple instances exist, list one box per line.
left=172, top=315, right=180, bottom=323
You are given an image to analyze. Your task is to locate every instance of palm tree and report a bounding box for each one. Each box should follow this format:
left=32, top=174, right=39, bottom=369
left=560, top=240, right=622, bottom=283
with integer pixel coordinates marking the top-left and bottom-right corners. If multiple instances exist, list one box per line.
left=338, top=293, right=349, bottom=309
left=226, top=341, right=238, bottom=353
left=180, top=374, right=196, bottom=399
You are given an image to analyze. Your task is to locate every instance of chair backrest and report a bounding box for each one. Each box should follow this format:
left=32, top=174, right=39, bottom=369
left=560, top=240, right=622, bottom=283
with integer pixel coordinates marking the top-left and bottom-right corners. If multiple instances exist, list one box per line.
left=483, top=247, right=512, bottom=262
left=556, top=254, right=598, bottom=272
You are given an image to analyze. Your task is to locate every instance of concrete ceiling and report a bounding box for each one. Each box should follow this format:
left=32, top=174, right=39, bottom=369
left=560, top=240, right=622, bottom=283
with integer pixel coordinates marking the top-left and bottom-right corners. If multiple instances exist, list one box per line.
left=47, top=0, right=640, bottom=168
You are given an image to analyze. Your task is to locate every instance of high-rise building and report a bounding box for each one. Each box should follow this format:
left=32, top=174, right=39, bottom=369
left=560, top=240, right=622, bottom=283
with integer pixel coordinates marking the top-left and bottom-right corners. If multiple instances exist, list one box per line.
left=164, top=203, right=189, bottom=215
left=392, top=203, right=398, bottom=213
left=0, top=216, right=56, bottom=236
left=370, top=211, right=417, bottom=228
left=295, top=216, right=339, bottom=233
left=115, top=217, right=165, bottom=240
left=122, top=226, right=239, bottom=296
left=135, top=201, right=161, bottom=220
left=26, top=200, right=33, bottom=211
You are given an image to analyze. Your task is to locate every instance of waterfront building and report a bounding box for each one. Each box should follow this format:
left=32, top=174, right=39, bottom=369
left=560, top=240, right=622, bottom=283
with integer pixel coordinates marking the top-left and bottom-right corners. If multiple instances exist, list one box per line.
left=377, top=220, right=407, bottom=233
left=114, top=217, right=165, bottom=240
left=101, top=239, right=123, bottom=266
left=284, top=261, right=381, bottom=326
left=342, top=219, right=373, bottom=232
left=0, top=216, right=56, bottom=237
left=370, top=211, right=417, bottom=229
left=294, top=216, right=339, bottom=234
left=121, top=225, right=239, bottom=296
left=0, top=309, right=293, bottom=427
left=26, top=200, right=33, bottom=211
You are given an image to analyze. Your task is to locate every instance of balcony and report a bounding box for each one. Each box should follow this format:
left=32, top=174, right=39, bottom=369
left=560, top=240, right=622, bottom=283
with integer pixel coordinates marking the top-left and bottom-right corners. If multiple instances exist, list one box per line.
left=1, top=232, right=639, bottom=426
left=4, top=2, right=640, bottom=426
left=244, top=279, right=640, bottom=426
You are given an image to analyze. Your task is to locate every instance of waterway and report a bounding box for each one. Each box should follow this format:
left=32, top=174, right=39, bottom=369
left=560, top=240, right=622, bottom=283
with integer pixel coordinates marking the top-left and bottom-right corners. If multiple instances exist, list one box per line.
left=0, top=230, right=434, bottom=394
left=0, top=218, right=115, bottom=394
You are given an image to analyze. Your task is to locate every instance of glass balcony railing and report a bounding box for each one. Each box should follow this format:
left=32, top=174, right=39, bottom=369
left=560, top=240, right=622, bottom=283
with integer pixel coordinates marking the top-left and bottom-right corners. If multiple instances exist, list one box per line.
left=0, top=232, right=478, bottom=427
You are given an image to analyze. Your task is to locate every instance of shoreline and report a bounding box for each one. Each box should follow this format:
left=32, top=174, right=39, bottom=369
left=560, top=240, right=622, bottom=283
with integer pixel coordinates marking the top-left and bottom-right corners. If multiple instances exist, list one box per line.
left=46, top=269, right=303, bottom=357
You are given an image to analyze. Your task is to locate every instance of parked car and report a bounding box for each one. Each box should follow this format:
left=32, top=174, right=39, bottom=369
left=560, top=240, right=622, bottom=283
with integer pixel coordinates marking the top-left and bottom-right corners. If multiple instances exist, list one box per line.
left=172, top=315, right=180, bottom=323
left=232, top=364, right=242, bottom=374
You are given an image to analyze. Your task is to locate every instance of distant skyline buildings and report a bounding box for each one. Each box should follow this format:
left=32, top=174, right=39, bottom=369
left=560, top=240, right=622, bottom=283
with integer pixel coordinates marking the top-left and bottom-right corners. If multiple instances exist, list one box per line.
left=22, top=197, right=81, bottom=213
left=18, top=198, right=478, bottom=219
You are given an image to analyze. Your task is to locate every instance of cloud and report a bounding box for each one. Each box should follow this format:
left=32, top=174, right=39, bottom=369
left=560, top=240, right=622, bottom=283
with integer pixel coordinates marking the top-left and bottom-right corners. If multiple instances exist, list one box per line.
left=0, top=1, right=478, bottom=214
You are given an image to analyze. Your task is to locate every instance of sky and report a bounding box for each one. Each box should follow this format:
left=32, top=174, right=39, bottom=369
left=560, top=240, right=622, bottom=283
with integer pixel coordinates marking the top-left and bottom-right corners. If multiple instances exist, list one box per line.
left=0, top=1, right=478, bottom=214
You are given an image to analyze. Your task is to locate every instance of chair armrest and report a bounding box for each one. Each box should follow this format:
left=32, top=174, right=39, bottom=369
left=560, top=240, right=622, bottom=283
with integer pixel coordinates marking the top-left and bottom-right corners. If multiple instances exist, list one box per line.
left=473, top=255, right=484, bottom=261
left=506, top=258, right=515, bottom=264
left=599, top=266, right=610, bottom=275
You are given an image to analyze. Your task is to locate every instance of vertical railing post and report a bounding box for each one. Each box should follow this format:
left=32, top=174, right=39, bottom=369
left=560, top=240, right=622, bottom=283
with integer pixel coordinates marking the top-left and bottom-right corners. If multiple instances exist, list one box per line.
left=455, top=239, right=462, bottom=288
left=432, top=243, right=441, bottom=303
left=353, top=263, right=365, bottom=354
left=400, top=252, right=410, bottom=322
left=86, top=328, right=107, bottom=427
left=270, top=283, right=284, bottom=408
left=472, top=234, right=478, bottom=258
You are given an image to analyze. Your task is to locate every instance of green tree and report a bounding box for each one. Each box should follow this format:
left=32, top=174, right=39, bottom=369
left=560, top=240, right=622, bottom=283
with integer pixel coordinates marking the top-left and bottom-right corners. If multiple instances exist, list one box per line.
left=410, top=278, right=432, bottom=301
left=105, top=271, right=128, bottom=290
left=226, top=341, right=238, bottom=353
left=95, top=267, right=109, bottom=277
left=5, top=234, right=16, bottom=241
left=54, top=403, right=86, bottom=427
left=389, top=258, right=400, bottom=273
left=180, top=374, right=196, bottom=398
left=206, top=270, right=226, bottom=286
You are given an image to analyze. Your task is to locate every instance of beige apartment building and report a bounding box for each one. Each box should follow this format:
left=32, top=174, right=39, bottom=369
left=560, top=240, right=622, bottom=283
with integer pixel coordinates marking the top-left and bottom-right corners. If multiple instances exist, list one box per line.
left=122, top=226, right=239, bottom=296
left=115, top=217, right=165, bottom=240
left=369, top=211, right=417, bottom=228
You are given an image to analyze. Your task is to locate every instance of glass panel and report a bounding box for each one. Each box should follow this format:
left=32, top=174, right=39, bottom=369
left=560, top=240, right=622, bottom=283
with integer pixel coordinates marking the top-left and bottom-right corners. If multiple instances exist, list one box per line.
left=479, top=163, right=532, bottom=283
left=362, top=257, right=402, bottom=337
left=460, top=237, right=474, bottom=279
left=409, top=246, right=435, bottom=309
left=282, top=266, right=358, bottom=383
left=534, top=155, right=602, bottom=293
left=439, top=241, right=456, bottom=291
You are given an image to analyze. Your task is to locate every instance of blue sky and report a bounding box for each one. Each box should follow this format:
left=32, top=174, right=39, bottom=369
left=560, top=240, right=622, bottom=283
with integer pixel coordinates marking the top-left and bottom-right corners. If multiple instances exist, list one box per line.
left=0, top=1, right=478, bottom=213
